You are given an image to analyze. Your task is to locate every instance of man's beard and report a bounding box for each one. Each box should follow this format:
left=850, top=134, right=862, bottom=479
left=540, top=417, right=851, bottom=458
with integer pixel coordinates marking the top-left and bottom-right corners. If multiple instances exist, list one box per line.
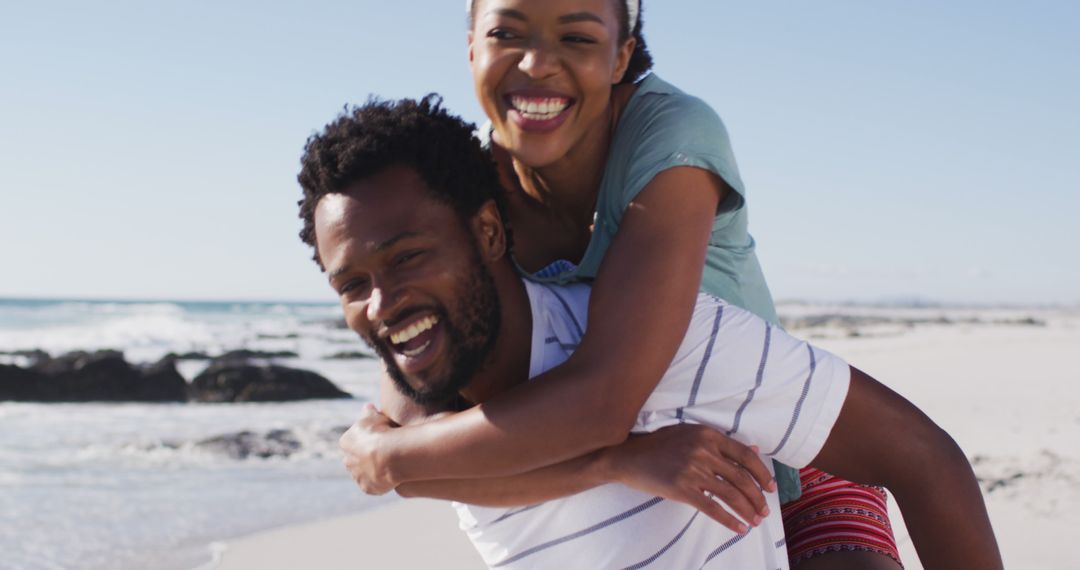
left=366, top=258, right=501, bottom=406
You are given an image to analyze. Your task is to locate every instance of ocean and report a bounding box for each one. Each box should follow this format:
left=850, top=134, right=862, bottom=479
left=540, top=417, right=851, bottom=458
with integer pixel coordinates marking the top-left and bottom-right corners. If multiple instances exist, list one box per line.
left=0, top=298, right=389, bottom=570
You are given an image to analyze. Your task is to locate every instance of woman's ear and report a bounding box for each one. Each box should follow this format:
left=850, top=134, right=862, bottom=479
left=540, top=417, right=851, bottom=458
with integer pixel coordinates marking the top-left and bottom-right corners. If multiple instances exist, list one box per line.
left=612, top=37, right=636, bottom=84
left=471, top=200, right=507, bottom=262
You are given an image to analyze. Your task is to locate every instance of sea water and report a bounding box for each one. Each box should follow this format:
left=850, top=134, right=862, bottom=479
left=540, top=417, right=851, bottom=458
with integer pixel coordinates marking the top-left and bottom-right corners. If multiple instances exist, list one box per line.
left=0, top=299, right=388, bottom=570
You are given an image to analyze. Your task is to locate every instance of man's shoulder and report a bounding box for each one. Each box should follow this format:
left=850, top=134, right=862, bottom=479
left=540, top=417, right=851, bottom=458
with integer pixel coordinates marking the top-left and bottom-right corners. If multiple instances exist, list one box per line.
left=524, top=279, right=591, bottom=337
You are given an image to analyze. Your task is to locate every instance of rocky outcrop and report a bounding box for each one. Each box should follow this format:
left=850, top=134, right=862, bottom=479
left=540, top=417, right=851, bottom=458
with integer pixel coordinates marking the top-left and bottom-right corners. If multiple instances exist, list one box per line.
left=190, top=361, right=351, bottom=402
left=0, top=350, right=350, bottom=403
left=0, top=364, right=48, bottom=400
left=0, top=350, right=187, bottom=402
left=323, top=351, right=373, bottom=360
left=214, top=349, right=300, bottom=361
left=196, top=429, right=303, bottom=459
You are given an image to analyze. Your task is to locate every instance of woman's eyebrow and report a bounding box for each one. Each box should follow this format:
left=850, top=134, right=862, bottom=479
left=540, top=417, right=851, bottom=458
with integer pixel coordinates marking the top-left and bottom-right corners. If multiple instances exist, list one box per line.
left=490, top=8, right=528, bottom=22
left=557, top=12, right=604, bottom=25
left=487, top=9, right=604, bottom=26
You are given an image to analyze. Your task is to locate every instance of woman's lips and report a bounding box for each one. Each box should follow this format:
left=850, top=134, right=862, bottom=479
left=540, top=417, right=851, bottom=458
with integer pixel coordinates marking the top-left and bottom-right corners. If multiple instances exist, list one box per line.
left=505, top=94, right=574, bottom=133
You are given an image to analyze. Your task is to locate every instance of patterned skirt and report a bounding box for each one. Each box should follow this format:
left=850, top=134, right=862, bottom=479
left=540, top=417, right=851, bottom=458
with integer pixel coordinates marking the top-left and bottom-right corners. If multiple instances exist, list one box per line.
left=781, top=467, right=903, bottom=567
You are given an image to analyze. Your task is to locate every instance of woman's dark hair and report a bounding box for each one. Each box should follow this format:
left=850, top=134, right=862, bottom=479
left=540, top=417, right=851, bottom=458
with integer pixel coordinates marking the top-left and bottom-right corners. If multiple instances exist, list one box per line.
left=614, top=1, right=653, bottom=84
left=467, top=0, right=653, bottom=84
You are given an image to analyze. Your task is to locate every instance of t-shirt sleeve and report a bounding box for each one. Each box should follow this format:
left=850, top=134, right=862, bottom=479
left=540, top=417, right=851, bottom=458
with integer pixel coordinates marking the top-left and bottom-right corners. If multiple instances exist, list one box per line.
left=636, top=298, right=850, bottom=470
left=619, top=94, right=747, bottom=214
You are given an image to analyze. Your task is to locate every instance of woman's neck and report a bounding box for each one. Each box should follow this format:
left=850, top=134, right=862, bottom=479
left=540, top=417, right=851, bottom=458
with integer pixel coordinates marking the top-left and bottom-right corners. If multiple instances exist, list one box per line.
left=507, top=84, right=638, bottom=226
left=512, top=105, right=615, bottom=227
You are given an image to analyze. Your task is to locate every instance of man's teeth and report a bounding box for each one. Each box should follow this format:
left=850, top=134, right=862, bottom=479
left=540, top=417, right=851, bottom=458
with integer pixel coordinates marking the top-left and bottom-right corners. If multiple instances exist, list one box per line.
left=511, top=96, right=569, bottom=120
left=389, top=315, right=439, bottom=345
left=401, top=341, right=431, bottom=358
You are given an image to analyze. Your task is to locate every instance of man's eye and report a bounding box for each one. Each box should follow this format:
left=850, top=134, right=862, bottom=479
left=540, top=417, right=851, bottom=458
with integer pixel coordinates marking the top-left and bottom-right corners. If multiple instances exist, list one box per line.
left=339, top=278, right=370, bottom=296
left=392, top=250, right=424, bottom=267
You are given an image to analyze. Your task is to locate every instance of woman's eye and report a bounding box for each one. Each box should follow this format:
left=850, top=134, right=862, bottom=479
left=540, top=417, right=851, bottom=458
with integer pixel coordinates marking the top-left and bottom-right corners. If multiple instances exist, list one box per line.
left=487, top=28, right=519, bottom=41
left=562, top=35, right=596, bottom=44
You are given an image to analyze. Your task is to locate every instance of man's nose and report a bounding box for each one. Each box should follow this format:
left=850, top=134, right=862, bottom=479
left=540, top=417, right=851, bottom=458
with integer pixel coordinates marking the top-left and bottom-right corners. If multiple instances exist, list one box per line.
left=366, top=280, right=405, bottom=324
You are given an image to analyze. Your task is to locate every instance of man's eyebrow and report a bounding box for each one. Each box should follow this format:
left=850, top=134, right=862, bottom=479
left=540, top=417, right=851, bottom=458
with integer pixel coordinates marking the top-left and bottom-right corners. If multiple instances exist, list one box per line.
left=558, top=12, right=605, bottom=25
left=326, top=231, right=422, bottom=282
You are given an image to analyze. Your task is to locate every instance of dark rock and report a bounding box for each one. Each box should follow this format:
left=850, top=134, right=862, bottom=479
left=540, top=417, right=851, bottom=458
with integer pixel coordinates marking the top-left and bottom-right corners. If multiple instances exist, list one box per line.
left=0, top=349, right=51, bottom=365
left=214, top=349, right=299, bottom=361
left=167, top=351, right=212, bottom=361
left=190, top=361, right=350, bottom=402
left=323, top=351, right=373, bottom=360
left=0, top=350, right=188, bottom=402
left=196, top=429, right=302, bottom=459
left=136, top=357, right=189, bottom=401
left=0, top=364, right=48, bottom=400
left=256, top=333, right=300, bottom=340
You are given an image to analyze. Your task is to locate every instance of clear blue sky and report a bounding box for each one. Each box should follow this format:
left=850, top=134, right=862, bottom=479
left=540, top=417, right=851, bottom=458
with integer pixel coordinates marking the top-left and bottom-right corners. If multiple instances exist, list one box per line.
left=1, top=1, right=1076, bottom=304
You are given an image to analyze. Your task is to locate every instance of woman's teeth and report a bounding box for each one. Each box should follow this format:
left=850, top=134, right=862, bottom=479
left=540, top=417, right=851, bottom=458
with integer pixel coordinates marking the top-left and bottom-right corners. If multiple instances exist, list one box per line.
left=390, top=315, right=439, bottom=346
left=510, top=96, right=569, bottom=120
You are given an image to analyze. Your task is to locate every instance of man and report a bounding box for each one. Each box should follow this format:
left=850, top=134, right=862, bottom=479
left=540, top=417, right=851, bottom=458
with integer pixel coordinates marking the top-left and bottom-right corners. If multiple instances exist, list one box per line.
left=297, top=97, right=1001, bottom=569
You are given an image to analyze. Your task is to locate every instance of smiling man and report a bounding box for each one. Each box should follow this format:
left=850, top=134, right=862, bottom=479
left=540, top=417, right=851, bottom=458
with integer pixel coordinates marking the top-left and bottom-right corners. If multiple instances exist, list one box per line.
left=296, top=96, right=1000, bottom=569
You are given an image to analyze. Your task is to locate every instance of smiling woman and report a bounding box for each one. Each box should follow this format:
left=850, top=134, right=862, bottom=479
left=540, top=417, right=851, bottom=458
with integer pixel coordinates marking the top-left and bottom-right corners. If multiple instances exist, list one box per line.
left=467, top=0, right=645, bottom=170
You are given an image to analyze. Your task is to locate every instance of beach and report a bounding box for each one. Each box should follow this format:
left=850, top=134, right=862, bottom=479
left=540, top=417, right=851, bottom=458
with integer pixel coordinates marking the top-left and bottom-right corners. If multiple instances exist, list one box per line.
left=211, top=304, right=1080, bottom=569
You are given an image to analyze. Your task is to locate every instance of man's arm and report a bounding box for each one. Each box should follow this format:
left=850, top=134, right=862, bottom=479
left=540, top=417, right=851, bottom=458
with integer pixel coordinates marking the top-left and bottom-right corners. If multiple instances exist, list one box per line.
left=811, top=367, right=1002, bottom=570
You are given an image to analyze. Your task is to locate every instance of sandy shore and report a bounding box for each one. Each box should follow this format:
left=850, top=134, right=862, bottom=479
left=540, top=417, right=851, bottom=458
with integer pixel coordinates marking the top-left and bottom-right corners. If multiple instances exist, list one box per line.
left=215, top=498, right=484, bottom=569
left=215, top=310, right=1080, bottom=569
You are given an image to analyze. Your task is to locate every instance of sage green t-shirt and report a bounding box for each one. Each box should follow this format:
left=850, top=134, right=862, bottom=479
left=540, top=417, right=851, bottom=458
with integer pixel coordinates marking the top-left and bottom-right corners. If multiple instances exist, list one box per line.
left=527, top=73, right=779, bottom=326
left=515, top=74, right=799, bottom=502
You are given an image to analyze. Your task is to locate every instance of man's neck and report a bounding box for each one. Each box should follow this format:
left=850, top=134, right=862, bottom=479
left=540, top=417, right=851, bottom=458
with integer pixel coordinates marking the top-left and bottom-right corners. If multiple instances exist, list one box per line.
left=458, top=271, right=533, bottom=405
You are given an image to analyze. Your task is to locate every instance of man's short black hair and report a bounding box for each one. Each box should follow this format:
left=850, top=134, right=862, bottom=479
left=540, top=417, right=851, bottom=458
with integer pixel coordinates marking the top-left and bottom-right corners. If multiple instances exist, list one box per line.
left=297, top=95, right=506, bottom=268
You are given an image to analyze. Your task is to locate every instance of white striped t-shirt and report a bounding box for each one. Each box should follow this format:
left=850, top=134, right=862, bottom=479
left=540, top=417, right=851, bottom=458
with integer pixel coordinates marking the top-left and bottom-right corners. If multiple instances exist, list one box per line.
left=453, top=280, right=851, bottom=569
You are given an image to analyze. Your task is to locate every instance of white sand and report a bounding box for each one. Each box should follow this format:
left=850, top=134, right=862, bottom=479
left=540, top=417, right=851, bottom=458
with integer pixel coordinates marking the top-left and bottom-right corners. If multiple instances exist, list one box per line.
left=215, top=498, right=485, bottom=569
left=216, top=310, right=1080, bottom=569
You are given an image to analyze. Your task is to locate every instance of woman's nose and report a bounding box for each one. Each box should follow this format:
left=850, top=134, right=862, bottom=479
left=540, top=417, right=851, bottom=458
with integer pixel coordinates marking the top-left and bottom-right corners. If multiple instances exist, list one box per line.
left=518, top=40, right=559, bottom=78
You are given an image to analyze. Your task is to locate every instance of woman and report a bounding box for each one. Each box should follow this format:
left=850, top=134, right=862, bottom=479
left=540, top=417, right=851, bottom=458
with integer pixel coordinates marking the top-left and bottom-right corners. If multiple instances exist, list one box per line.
left=345, top=1, right=902, bottom=567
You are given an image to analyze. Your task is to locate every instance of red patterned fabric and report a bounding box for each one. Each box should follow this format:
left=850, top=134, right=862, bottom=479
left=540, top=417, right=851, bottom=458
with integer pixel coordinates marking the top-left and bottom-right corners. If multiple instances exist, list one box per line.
left=780, top=467, right=903, bottom=567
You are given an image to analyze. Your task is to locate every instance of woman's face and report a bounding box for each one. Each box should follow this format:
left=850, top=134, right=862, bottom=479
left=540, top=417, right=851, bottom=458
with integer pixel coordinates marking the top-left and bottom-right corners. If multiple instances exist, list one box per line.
left=469, top=0, right=634, bottom=169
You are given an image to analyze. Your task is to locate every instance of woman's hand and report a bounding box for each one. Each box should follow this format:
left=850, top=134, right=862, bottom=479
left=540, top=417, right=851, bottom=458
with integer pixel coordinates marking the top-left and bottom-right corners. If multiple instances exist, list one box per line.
left=601, top=424, right=777, bottom=534
left=340, top=404, right=399, bottom=495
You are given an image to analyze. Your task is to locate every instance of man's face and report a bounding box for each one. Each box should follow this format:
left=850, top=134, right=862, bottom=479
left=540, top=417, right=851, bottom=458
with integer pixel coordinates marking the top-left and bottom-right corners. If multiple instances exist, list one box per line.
left=314, top=165, right=501, bottom=405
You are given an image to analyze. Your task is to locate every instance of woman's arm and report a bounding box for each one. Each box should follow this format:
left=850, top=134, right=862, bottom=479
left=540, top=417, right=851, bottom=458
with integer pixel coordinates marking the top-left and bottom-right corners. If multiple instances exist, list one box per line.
left=812, top=367, right=1003, bottom=569
left=342, top=168, right=747, bottom=490
left=365, top=371, right=774, bottom=532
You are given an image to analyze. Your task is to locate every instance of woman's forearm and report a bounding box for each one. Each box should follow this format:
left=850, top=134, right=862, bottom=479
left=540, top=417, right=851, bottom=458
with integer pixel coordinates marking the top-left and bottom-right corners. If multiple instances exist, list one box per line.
left=382, top=356, right=639, bottom=484
left=396, top=450, right=610, bottom=506
left=395, top=424, right=774, bottom=535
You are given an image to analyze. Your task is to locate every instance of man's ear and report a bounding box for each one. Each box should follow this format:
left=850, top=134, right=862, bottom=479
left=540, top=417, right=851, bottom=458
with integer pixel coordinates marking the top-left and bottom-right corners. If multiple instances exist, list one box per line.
left=467, top=30, right=475, bottom=64
left=470, top=200, right=507, bottom=262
